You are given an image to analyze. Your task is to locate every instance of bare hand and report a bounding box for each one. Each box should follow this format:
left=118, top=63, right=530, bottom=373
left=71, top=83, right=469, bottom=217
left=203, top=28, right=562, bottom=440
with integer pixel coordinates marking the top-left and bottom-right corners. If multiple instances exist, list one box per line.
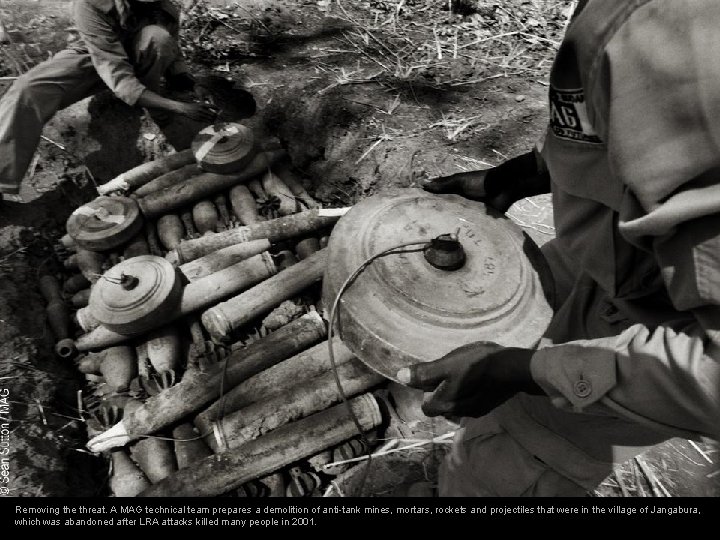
left=174, top=101, right=218, bottom=123
left=194, top=83, right=215, bottom=105
left=397, top=342, right=541, bottom=418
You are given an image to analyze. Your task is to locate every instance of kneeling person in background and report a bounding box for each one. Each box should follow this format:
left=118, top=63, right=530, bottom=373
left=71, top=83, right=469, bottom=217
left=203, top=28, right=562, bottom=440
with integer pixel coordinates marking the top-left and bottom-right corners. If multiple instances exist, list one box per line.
left=0, top=0, right=216, bottom=201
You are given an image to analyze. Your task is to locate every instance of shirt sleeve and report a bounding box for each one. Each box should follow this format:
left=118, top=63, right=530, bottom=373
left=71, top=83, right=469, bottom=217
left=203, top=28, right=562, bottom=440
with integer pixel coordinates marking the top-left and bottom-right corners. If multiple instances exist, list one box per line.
left=74, top=0, right=146, bottom=105
left=531, top=319, right=720, bottom=438
left=530, top=0, right=720, bottom=440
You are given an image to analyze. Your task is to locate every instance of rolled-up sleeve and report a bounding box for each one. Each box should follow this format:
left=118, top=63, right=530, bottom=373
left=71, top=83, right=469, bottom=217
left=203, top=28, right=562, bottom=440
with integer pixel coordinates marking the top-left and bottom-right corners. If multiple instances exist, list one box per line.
left=531, top=320, right=720, bottom=438
left=74, top=0, right=146, bottom=105
left=531, top=338, right=617, bottom=412
left=531, top=0, right=720, bottom=440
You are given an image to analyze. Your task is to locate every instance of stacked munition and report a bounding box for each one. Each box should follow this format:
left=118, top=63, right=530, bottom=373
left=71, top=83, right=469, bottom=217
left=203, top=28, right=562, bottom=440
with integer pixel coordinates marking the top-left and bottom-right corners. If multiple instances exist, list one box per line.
left=46, top=123, right=377, bottom=498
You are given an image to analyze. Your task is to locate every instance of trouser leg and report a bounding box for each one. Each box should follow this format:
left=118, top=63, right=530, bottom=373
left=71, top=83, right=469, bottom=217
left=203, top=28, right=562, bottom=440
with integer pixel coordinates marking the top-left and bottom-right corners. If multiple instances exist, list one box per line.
left=0, top=48, right=103, bottom=194
left=439, top=411, right=592, bottom=497
left=439, top=388, right=670, bottom=497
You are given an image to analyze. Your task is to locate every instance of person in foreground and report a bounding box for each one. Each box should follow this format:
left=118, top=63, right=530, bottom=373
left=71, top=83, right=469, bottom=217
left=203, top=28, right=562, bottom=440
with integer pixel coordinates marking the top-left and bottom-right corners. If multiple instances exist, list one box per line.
left=0, top=0, right=216, bottom=202
left=398, top=0, right=720, bottom=496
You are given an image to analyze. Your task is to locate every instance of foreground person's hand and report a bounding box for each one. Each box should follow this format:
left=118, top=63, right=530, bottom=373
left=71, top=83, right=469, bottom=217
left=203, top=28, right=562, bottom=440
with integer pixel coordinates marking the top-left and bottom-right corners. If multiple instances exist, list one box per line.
left=423, top=169, right=490, bottom=200
left=397, top=342, right=544, bottom=418
left=422, top=150, right=551, bottom=213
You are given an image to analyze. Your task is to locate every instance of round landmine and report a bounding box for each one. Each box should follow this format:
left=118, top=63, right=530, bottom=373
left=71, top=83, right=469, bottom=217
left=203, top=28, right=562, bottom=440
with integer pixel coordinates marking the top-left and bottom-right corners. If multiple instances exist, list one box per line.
left=66, top=196, right=143, bottom=252
left=88, top=255, right=182, bottom=335
left=191, top=122, right=256, bottom=174
left=322, top=188, right=555, bottom=383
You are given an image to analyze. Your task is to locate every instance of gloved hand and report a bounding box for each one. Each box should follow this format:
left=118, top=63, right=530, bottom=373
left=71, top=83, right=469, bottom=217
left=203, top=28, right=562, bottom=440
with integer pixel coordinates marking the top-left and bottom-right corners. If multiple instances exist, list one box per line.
left=396, top=342, right=543, bottom=418
left=422, top=150, right=550, bottom=213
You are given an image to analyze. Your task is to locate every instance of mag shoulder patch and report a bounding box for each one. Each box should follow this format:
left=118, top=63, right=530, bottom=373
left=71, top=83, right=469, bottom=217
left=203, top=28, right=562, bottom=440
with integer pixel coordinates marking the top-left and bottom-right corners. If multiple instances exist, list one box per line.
left=549, top=86, right=602, bottom=144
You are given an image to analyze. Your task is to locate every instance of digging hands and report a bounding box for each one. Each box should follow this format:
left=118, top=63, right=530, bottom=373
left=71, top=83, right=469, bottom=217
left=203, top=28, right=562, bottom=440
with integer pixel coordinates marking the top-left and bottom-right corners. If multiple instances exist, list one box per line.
left=137, top=86, right=218, bottom=125
left=173, top=100, right=218, bottom=123
left=167, top=72, right=230, bottom=120
left=166, top=72, right=216, bottom=102
left=194, top=82, right=215, bottom=106
left=165, top=73, right=218, bottom=121
left=396, top=341, right=544, bottom=418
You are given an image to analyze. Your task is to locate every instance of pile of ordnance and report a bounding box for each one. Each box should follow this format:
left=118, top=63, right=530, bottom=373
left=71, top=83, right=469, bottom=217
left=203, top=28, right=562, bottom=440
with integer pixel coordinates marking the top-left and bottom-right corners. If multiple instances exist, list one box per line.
left=39, top=122, right=392, bottom=497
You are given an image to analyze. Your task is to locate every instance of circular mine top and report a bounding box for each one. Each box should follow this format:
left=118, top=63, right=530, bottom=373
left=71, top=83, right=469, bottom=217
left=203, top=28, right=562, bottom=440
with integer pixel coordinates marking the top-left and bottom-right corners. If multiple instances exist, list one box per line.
left=322, top=188, right=555, bottom=383
left=89, top=255, right=182, bottom=335
left=192, top=122, right=256, bottom=174
left=66, top=196, right=143, bottom=252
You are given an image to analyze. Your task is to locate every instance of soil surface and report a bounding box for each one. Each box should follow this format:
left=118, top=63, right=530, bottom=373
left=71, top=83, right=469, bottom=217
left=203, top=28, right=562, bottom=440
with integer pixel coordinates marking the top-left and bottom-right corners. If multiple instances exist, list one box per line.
left=0, top=0, right=717, bottom=497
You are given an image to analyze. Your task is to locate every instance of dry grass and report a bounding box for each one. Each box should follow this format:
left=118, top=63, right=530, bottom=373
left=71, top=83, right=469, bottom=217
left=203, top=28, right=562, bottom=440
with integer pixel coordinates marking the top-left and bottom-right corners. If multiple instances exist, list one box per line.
left=327, top=0, right=575, bottom=88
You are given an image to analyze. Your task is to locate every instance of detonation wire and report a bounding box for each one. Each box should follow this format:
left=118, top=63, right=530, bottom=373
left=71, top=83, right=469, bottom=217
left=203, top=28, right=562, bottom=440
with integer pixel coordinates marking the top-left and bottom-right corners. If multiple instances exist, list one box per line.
left=326, top=238, right=435, bottom=496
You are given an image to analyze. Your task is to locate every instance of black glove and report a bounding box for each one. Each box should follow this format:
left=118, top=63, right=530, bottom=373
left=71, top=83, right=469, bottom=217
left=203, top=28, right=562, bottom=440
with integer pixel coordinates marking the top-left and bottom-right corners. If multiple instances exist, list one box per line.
left=423, top=150, right=550, bottom=213
left=397, top=342, right=543, bottom=418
